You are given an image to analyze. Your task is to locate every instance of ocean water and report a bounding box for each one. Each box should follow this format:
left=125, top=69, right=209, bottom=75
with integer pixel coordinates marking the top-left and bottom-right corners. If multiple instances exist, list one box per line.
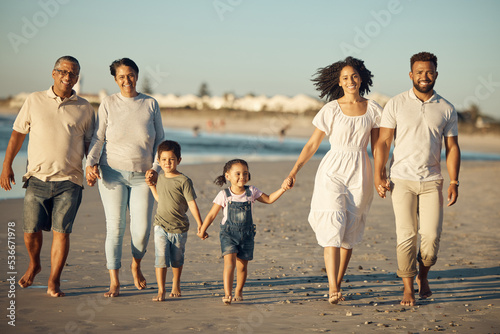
left=0, top=113, right=330, bottom=200
left=0, top=114, right=329, bottom=160
left=1, top=114, right=499, bottom=200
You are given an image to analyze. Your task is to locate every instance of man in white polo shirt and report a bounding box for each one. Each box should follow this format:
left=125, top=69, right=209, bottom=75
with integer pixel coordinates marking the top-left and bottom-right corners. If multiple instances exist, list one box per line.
left=0, top=56, right=95, bottom=297
left=374, top=52, right=461, bottom=306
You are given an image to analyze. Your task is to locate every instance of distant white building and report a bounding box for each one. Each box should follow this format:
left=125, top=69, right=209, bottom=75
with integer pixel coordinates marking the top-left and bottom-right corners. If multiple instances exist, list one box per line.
left=9, top=92, right=31, bottom=108
left=8, top=91, right=390, bottom=114
left=232, top=95, right=268, bottom=112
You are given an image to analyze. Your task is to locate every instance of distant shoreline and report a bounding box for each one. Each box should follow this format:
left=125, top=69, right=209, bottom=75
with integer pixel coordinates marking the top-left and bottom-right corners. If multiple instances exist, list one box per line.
left=1, top=105, right=500, bottom=154
left=157, top=108, right=500, bottom=154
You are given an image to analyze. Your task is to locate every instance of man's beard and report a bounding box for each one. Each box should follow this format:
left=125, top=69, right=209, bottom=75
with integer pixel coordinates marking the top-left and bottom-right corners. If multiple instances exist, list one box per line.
left=413, top=80, right=435, bottom=94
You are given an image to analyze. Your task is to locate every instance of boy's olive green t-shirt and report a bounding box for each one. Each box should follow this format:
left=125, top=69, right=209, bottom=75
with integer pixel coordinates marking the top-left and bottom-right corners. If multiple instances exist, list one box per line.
left=154, top=173, right=196, bottom=233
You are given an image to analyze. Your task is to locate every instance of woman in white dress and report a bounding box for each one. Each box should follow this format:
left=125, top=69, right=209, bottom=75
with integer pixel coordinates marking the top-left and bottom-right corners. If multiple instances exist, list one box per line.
left=283, top=57, right=382, bottom=304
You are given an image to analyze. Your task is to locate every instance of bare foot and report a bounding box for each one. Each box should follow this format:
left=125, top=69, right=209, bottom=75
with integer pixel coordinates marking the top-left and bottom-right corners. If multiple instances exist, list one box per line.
left=328, top=292, right=340, bottom=305
left=233, top=289, right=243, bottom=301
left=47, top=282, right=65, bottom=297
left=152, top=290, right=166, bottom=302
left=104, top=284, right=120, bottom=297
left=131, top=263, right=146, bottom=290
left=18, top=265, right=41, bottom=288
left=416, top=275, right=432, bottom=299
left=222, top=295, right=232, bottom=305
left=169, top=282, right=182, bottom=297
left=400, top=289, right=416, bottom=306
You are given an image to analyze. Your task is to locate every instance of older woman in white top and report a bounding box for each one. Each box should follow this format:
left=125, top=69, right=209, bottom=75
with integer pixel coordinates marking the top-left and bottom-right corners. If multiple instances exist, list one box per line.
left=86, top=58, right=164, bottom=297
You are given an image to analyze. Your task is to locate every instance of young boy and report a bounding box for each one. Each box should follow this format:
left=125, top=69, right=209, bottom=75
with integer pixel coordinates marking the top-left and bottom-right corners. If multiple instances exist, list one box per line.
left=149, top=140, right=203, bottom=301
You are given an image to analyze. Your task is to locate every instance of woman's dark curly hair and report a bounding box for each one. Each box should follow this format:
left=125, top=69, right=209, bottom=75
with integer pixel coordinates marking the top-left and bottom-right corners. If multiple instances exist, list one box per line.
left=312, top=56, right=373, bottom=101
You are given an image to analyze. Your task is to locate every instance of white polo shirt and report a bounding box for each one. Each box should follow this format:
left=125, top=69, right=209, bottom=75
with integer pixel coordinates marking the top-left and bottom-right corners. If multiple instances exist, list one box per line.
left=380, top=89, right=458, bottom=181
left=13, top=87, right=95, bottom=186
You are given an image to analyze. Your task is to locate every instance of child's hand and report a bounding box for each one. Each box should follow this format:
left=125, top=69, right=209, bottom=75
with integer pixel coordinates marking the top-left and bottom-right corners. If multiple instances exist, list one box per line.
left=197, top=231, right=209, bottom=240
left=145, top=169, right=158, bottom=186
left=281, top=176, right=294, bottom=190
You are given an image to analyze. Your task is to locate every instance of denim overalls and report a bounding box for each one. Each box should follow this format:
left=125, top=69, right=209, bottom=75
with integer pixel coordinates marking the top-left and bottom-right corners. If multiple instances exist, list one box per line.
left=219, top=186, right=256, bottom=261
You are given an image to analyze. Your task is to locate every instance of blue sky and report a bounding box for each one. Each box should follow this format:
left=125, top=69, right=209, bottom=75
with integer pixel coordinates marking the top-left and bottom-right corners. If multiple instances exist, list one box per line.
left=1, top=0, right=500, bottom=117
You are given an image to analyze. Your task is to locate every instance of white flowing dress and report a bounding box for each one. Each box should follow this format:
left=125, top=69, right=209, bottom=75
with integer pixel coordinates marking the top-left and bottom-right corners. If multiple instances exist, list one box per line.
left=308, top=99, right=382, bottom=248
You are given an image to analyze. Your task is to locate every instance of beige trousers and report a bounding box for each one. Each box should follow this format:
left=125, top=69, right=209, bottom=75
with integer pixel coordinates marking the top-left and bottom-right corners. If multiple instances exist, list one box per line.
left=390, top=178, right=443, bottom=278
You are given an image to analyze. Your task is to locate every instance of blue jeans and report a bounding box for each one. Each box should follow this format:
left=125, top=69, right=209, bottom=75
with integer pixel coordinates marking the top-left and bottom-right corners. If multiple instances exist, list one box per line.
left=23, top=177, right=82, bottom=233
left=154, top=226, right=187, bottom=268
left=98, top=165, right=154, bottom=270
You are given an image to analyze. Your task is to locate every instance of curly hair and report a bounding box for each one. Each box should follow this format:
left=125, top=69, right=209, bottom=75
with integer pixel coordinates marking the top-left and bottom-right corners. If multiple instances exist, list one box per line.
left=410, top=52, right=437, bottom=70
left=214, top=159, right=251, bottom=186
left=311, top=56, right=373, bottom=101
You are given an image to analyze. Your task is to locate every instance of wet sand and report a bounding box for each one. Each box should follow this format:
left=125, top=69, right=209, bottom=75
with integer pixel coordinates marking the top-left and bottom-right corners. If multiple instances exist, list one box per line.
left=1, top=157, right=499, bottom=333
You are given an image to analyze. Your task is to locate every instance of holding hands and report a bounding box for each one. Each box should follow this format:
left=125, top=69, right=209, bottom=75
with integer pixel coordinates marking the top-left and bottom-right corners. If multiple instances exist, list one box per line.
left=373, top=167, right=391, bottom=198
left=374, top=168, right=390, bottom=198
left=86, top=165, right=100, bottom=187
left=281, top=176, right=294, bottom=191
left=145, top=169, right=158, bottom=186
left=375, top=178, right=390, bottom=198
left=197, top=228, right=209, bottom=240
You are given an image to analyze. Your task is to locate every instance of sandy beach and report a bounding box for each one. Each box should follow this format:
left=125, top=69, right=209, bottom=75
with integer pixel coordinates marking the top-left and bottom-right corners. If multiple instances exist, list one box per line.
left=1, top=109, right=499, bottom=333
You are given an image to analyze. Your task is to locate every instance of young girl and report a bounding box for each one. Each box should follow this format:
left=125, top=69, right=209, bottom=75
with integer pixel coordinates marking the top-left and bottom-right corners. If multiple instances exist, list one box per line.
left=283, top=57, right=382, bottom=304
left=197, top=159, right=288, bottom=305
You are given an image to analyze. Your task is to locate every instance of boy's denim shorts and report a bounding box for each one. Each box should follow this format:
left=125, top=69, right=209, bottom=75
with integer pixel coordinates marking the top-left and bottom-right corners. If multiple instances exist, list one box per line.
left=154, top=225, right=187, bottom=268
left=220, top=224, right=255, bottom=261
left=23, top=177, right=83, bottom=234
